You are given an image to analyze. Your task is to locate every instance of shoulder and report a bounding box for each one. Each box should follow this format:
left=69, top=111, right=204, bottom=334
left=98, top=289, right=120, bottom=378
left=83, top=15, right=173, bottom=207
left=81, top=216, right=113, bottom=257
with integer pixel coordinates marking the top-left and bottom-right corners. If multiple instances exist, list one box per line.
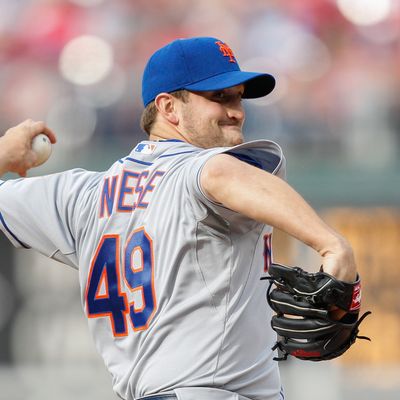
left=199, top=140, right=285, bottom=202
left=201, top=139, right=285, bottom=178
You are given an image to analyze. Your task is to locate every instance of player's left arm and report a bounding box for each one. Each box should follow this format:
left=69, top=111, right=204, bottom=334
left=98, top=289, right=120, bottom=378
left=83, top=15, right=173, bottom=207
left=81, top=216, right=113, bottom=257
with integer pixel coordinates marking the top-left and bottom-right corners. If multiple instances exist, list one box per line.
left=0, top=119, right=56, bottom=177
left=200, top=153, right=357, bottom=283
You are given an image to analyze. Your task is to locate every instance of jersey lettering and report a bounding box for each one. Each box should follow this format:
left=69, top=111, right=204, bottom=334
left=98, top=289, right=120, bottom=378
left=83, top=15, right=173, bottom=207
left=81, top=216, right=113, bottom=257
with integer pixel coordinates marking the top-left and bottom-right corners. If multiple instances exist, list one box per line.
left=99, top=176, right=118, bottom=218
left=85, top=229, right=156, bottom=336
left=86, top=235, right=128, bottom=336
left=135, top=171, right=149, bottom=209
left=137, top=171, right=165, bottom=208
left=124, top=228, right=156, bottom=331
left=100, top=169, right=165, bottom=218
left=117, top=171, right=140, bottom=212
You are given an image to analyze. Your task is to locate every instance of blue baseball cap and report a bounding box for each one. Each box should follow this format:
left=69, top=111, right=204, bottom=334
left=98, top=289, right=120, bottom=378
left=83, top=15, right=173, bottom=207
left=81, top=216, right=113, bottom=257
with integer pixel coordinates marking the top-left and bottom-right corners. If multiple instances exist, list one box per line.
left=142, top=37, right=276, bottom=106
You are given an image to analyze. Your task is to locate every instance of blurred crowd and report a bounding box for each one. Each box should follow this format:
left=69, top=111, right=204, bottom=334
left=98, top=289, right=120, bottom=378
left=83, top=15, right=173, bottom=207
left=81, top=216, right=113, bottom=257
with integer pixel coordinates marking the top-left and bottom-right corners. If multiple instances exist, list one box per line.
left=0, top=0, right=399, bottom=175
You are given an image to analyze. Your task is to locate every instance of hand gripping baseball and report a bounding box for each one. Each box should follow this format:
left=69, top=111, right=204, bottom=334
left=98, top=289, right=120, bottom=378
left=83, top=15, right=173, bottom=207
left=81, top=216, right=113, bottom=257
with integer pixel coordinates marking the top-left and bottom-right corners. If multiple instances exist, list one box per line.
left=265, top=263, right=371, bottom=361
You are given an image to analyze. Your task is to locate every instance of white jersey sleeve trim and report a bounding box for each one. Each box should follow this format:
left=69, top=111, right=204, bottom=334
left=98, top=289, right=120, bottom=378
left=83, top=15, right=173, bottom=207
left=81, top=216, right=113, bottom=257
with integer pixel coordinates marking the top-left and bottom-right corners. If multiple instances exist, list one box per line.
left=0, top=211, right=29, bottom=249
left=196, top=139, right=286, bottom=207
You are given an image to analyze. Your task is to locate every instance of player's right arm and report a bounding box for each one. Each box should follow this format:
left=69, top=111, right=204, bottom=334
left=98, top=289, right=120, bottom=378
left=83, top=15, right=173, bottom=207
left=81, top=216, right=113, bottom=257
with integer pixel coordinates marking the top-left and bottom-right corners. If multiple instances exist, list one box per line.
left=200, top=153, right=357, bottom=283
left=0, top=119, right=56, bottom=177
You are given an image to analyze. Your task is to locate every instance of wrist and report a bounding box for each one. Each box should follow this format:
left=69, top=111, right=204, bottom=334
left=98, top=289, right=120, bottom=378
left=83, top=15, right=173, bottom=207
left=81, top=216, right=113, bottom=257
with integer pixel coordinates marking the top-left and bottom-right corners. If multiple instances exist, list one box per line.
left=319, top=234, right=351, bottom=257
left=319, top=235, right=357, bottom=282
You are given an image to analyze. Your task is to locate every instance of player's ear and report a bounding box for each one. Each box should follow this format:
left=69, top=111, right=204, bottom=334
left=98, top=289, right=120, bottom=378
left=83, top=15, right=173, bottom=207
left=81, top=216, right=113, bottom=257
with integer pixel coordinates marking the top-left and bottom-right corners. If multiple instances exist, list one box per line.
left=154, top=93, right=179, bottom=125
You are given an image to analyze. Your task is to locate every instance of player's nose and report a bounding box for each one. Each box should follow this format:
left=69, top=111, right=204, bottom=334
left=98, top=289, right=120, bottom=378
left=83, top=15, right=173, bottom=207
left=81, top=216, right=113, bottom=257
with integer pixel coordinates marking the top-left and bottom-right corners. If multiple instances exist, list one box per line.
left=226, top=102, right=245, bottom=122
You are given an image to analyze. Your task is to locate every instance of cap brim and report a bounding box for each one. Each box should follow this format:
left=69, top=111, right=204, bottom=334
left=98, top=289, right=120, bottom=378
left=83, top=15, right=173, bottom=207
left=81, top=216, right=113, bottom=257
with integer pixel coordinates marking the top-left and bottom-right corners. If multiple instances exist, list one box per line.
left=184, top=71, right=275, bottom=98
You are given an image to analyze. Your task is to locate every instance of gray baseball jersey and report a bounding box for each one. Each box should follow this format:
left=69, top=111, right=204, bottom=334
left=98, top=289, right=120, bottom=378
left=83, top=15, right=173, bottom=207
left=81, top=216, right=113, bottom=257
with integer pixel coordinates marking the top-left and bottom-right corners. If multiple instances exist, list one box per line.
left=0, top=139, right=286, bottom=400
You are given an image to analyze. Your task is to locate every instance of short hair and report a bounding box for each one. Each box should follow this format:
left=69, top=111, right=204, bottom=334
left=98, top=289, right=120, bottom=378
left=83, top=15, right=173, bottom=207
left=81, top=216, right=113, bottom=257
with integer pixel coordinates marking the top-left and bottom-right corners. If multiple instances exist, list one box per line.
left=140, top=90, right=189, bottom=135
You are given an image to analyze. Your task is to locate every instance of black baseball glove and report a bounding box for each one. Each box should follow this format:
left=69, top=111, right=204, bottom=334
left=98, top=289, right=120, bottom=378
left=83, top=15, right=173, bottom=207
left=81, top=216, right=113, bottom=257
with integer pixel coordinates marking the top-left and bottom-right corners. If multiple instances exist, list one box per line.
left=265, top=263, right=371, bottom=361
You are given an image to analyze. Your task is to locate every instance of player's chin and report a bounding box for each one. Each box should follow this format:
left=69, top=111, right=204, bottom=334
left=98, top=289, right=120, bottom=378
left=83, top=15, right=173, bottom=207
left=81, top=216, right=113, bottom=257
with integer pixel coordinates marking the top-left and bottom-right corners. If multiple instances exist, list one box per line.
left=221, top=127, right=244, bottom=146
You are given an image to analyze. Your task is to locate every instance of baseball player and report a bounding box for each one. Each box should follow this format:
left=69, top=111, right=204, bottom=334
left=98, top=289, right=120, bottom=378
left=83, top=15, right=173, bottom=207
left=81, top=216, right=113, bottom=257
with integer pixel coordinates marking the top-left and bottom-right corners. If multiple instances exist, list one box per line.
left=0, top=37, right=358, bottom=400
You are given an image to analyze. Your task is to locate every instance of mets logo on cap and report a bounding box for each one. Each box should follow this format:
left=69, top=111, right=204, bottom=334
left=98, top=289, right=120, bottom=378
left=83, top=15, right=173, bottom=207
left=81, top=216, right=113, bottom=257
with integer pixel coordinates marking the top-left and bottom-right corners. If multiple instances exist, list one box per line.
left=215, top=41, right=237, bottom=63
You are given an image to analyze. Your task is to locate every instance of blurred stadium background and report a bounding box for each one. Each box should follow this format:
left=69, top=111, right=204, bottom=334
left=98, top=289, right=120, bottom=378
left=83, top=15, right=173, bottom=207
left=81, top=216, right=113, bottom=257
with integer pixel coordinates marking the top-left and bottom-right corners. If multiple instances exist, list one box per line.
left=0, top=0, right=399, bottom=399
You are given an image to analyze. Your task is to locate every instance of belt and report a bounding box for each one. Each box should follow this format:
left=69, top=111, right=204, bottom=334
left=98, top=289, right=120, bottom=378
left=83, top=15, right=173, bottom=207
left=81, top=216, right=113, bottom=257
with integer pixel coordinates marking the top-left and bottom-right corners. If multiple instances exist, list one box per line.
left=137, top=395, right=177, bottom=400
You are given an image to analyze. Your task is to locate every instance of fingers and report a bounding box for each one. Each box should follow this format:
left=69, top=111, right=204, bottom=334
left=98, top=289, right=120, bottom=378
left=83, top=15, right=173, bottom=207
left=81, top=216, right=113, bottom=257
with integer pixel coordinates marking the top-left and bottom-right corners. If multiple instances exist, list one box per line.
left=0, top=119, right=53, bottom=177
left=41, top=126, right=57, bottom=144
left=16, top=151, right=38, bottom=177
left=19, top=119, right=57, bottom=144
left=31, top=121, right=57, bottom=144
left=320, top=238, right=357, bottom=283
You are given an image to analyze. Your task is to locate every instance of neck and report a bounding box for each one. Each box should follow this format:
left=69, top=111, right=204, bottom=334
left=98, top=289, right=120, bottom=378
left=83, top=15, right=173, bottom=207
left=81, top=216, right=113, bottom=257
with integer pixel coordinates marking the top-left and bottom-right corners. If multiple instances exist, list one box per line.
left=149, top=121, right=187, bottom=142
left=149, top=132, right=185, bottom=141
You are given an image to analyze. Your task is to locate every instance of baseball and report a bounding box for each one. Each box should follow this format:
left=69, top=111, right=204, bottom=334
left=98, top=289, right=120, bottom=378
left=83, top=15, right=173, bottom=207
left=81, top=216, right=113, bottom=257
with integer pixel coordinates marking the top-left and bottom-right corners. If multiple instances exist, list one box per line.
left=32, top=133, right=52, bottom=166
